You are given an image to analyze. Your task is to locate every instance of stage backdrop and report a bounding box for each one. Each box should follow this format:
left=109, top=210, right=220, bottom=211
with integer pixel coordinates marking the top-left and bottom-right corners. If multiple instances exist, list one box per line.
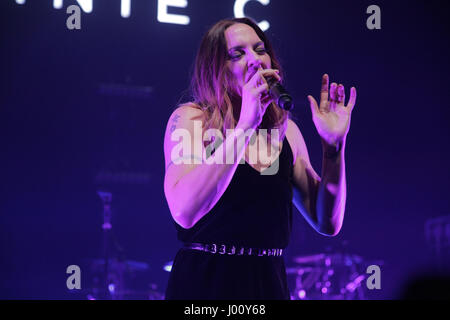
left=1, top=0, right=449, bottom=299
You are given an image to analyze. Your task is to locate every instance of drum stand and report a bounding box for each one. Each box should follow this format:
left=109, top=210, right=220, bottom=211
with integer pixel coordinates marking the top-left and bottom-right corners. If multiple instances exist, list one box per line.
left=97, top=190, right=114, bottom=299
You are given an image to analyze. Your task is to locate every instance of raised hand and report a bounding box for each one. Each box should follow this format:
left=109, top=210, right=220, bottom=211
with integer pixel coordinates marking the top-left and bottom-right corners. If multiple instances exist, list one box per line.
left=307, top=74, right=357, bottom=148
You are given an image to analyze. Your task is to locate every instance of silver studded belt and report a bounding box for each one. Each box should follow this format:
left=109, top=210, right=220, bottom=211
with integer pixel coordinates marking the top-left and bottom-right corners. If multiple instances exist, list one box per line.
left=183, top=242, right=284, bottom=257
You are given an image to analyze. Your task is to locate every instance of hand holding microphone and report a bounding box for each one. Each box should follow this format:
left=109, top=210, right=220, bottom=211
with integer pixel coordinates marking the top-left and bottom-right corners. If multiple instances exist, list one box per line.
left=266, top=76, right=294, bottom=111
left=254, top=65, right=294, bottom=111
left=238, top=66, right=294, bottom=130
left=239, top=66, right=280, bottom=130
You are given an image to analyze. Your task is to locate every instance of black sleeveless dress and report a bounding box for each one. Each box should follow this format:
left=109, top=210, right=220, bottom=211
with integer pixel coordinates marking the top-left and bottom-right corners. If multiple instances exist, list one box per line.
left=165, top=136, right=294, bottom=300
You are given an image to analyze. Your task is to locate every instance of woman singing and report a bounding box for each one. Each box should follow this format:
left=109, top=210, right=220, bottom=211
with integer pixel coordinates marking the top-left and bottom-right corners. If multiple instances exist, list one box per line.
left=163, top=17, right=357, bottom=300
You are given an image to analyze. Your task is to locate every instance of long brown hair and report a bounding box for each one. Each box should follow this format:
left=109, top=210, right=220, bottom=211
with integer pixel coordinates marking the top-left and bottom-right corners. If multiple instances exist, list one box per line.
left=182, top=17, right=290, bottom=139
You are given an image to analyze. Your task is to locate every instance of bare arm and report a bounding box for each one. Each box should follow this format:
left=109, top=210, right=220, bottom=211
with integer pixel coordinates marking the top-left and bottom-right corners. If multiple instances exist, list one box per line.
left=290, top=74, right=356, bottom=236
left=288, top=119, right=346, bottom=237
left=163, top=105, right=255, bottom=229
left=316, top=140, right=346, bottom=236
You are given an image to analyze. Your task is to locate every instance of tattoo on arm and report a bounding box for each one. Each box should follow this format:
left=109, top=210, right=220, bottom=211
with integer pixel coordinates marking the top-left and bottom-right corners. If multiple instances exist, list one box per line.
left=169, top=113, right=181, bottom=133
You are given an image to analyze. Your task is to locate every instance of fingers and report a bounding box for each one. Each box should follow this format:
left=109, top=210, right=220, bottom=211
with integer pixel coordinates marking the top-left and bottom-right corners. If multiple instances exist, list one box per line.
left=319, top=74, right=329, bottom=112
left=248, top=67, right=281, bottom=88
left=317, top=73, right=356, bottom=112
left=320, top=74, right=329, bottom=103
left=254, top=82, right=269, bottom=96
left=329, top=82, right=338, bottom=110
left=329, top=83, right=338, bottom=100
left=337, top=84, right=345, bottom=105
left=245, top=67, right=281, bottom=111
left=347, top=87, right=357, bottom=112
left=262, top=69, right=281, bottom=83
left=307, top=95, right=320, bottom=115
left=261, top=92, right=273, bottom=109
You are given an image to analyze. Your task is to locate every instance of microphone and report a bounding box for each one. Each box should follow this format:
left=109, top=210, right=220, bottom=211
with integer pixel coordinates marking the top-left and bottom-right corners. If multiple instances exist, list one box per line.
left=266, top=77, right=294, bottom=111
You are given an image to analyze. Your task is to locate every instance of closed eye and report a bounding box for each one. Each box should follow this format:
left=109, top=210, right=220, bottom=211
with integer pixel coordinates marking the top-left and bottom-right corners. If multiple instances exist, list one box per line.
left=256, top=47, right=267, bottom=54
left=228, top=51, right=243, bottom=60
left=228, top=47, right=267, bottom=60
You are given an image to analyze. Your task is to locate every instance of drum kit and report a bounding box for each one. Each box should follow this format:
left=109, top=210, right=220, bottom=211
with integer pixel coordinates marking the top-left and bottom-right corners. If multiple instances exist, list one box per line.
left=84, top=253, right=370, bottom=300
left=84, top=253, right=369, bottom=300
left=84, top=258, right=164, bottom=300
left=83, top=190, right=166, bottom=300
left=287, top=252, right=369, bottom=300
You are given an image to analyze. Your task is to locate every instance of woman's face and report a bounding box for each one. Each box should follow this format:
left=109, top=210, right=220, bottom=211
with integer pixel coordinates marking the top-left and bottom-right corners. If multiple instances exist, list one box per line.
left=224, top=23, right=272, bottom=96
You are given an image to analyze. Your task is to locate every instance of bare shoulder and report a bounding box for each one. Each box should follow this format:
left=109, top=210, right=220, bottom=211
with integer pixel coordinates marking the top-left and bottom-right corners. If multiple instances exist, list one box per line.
left=167, top=102, right=204, bottom=124
left=164, top=102, right=205, bottom=168
left=164, top=102, right=205, bottom=145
